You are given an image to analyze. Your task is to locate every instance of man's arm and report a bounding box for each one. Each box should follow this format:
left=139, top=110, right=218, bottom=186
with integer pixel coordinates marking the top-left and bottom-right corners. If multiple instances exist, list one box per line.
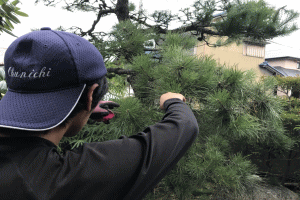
left=123, top=93, right=199, bottom=199
left=52, top=93, right=198, bottom=200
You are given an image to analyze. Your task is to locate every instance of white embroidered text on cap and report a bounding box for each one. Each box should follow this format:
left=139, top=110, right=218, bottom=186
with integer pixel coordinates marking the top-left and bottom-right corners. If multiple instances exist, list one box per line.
left=7, top=67, right=51, bottom=79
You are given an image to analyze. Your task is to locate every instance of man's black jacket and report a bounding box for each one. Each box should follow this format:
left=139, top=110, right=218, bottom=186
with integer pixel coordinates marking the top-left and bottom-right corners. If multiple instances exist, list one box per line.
left=0, top=98, right=199, bottom=200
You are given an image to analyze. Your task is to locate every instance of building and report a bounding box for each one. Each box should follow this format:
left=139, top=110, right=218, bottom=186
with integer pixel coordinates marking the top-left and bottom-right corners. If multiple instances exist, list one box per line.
left=259, top=57, right=300, bottom=97
left=264, top=57, right=300, bottom=77
left=195, top=13, right=300, bottom=80
left=195, top=38, right=270, bottom=79
left=195, top=12, right=270, bottom=79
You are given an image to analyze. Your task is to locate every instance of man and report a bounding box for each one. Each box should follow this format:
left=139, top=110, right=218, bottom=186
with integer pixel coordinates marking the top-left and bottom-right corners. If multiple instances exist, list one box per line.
left=0, top=27, right=199, bottom=199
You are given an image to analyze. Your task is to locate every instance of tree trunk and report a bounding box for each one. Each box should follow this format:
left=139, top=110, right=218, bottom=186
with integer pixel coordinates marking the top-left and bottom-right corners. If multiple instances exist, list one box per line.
left=116, top=0, right=129, bottom=22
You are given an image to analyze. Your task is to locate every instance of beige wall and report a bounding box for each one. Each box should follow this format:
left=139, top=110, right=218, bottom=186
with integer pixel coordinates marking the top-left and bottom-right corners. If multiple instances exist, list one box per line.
left=267, top=60, right=298, bottom=70
left=196, top=40, right=266, bottom=79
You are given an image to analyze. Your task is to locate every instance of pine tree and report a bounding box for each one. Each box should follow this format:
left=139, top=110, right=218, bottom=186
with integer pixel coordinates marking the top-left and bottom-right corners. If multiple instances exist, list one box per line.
left=56, top=25, right=293, bottom=198
left=3, top=0, right=300, bottom=198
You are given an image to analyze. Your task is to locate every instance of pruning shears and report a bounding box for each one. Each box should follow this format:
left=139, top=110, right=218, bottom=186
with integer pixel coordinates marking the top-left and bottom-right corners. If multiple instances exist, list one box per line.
left=90, top=101, right=120, bottom=124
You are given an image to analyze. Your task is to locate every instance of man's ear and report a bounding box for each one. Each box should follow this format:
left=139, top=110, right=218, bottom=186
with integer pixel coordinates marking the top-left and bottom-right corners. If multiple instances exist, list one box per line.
left=86, top=83, right=99, bottom=112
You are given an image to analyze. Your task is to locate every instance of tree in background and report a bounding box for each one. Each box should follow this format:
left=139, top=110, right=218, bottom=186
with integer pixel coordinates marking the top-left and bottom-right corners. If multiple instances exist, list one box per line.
left=0, top=0, right=28, bottom=36
left=273, top=76, right=300, bottom=186
left=36, top=0, right=298, bottom=46
left=3, top=0, right=299, bottom=198
left=275, top=76, right=300, bottom=99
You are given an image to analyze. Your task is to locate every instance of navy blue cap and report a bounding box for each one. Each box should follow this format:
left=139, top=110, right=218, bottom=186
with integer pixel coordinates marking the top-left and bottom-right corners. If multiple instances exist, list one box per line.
left=0, top=27, right=107, bottom=131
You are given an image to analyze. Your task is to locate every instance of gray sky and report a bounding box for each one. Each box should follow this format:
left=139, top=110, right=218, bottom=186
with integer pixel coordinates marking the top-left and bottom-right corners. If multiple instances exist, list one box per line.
left=0, top=0, right=300, bottom=59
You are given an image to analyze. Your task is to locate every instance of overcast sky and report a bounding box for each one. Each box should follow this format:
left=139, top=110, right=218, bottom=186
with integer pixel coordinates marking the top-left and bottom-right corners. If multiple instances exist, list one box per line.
left=0, top=0, right=300, bottom=59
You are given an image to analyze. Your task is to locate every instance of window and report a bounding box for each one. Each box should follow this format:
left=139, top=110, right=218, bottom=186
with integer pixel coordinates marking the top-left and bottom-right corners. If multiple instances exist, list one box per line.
left=243, top=44, right=265, bottom=58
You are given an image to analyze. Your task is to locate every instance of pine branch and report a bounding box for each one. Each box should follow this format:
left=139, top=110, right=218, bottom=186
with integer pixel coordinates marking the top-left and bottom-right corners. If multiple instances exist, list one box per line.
left=130, top=14, right=220, bottom=36
left=107, top=68, right=136, bottom=75
left=203, top=37, right=216, bottom=47
left=129, top=15, right=166, bottom=33
left=144, top=48, right=160, bottom=52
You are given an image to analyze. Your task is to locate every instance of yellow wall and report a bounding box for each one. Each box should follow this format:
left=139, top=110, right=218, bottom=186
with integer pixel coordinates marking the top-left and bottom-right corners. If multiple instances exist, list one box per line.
left=196, top=40, right=268, bottom=79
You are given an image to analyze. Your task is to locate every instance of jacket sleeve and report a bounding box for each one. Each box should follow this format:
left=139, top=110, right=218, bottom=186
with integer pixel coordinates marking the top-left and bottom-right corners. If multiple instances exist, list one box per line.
left=123, top=98, right=199, bottom=199
left=59, top=98, right=198, bottom=200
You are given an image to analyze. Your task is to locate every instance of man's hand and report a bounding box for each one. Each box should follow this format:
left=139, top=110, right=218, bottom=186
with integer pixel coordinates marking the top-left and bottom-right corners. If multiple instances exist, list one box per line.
left=160, top=92, right=186, bottom=110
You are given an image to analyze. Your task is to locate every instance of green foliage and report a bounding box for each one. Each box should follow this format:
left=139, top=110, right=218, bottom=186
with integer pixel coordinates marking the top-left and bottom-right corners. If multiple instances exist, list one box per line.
left=60, top=97, right=163, bottom=150
left=215, top=0, right=299, bottom=41
left=61, top=30, right=294, bottom=198
left=106, top=75, right=129, bottom=98
left=37, top=0, right=299, bottom=48
left=0, top=67, right=5, bottom=81
left=0, top=0, right=28, bottom=36
left=104, top=61, right=131, bottom=98
left=107, top=20, right=157, bottom=61
left=151, top=10, right=175, bottom=29
left=275, top=75, right=300, bottom=98
left=162, top=33, right=198, bottom=50
left=280, top=97, right=300, bottom=145
left=43, top=0, right=299, bottom=198
left=276, top=77, right=300, bottom=137
left=90, top=20, right=157, bottom=62
left=276, top=76, right=300, bottom=92
left=262, top=77, right=300, bottom=184
left=0, top=0, right=299, bottom=197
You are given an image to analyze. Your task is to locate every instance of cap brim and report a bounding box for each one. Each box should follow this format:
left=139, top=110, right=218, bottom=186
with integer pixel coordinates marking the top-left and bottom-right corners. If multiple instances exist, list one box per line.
left=0, top=85, right=86, bottom=131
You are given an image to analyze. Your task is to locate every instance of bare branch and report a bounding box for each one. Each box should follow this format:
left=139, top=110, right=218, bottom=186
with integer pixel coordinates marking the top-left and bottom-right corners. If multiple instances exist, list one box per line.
left=80, top=7, right=116, bottom=37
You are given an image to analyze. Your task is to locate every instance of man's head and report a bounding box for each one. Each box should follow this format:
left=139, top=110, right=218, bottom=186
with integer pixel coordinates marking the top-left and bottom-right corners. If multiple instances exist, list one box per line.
left=0, top=27, right=107, bottom=134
